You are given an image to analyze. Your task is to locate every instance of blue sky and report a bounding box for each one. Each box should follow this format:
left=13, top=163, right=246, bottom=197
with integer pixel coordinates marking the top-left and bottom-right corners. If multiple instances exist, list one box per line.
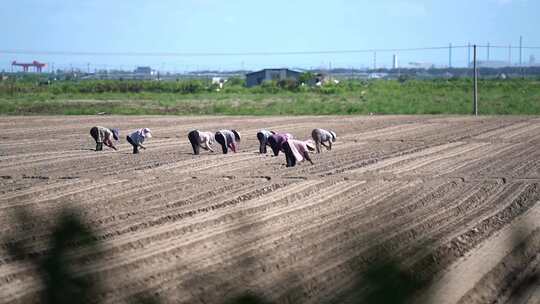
left=1, top=0, right=539, bottom=71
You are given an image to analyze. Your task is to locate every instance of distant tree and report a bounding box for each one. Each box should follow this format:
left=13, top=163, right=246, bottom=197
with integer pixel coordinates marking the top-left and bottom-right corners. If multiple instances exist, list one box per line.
left=299, top=72, right=315, bottom=84
left=227, top=77, right=245, bottom=86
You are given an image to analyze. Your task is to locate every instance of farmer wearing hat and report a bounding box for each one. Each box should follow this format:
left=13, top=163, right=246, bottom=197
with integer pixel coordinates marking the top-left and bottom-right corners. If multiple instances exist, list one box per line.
left=187, top=129, right=215, bottom=155
left=214, top=129, right=241, bottom=154
left=311, top=128, right=337, bottom=153
left=256, top=129, right=276, bottom=154
left=127, top=128, right=152, bottom=154
left=282, top=139, right=315, bottom=167
left=89, top=126, right=119, bottom=151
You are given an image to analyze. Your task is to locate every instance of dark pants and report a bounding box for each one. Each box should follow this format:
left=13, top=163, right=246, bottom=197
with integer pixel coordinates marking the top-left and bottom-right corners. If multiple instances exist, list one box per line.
left=215, top=132, right=228, bottom=154
left=312, top=131, right=323, bottom=154
left=90, top=127, right=103, bottom=151
left=188, top=130, right=200, bottom=155
left=257, top=132, right=267, bottom=154
left=126, top=136, right=139, bottom=154
left=268, top=137, right=280, bottom=156
left=283, top=142, right=296, bottom=167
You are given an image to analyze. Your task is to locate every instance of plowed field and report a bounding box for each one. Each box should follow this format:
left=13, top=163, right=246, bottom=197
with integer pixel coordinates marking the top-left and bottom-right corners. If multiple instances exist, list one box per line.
left=1, top=116, right=539, bottom=303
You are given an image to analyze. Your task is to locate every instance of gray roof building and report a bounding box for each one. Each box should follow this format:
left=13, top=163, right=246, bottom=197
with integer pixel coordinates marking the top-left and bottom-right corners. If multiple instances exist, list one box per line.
left=245, top=68, right=301, bottom=87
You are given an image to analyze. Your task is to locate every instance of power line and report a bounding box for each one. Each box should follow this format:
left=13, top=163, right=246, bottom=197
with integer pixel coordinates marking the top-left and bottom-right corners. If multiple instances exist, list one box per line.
left=476, top=45, right=540, bottom=49
left=0, top=45, right=472, bottom=57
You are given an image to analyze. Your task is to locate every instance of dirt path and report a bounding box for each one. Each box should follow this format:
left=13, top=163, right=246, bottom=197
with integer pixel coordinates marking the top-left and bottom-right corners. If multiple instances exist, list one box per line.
left=0, top=115, right=539, bottom=303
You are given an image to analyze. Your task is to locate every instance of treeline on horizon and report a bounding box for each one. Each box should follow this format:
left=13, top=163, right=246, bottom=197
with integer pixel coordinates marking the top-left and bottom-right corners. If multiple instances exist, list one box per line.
left=1, top=73, right=539, bottom=115
left=1, top=73, right=539, bottom=96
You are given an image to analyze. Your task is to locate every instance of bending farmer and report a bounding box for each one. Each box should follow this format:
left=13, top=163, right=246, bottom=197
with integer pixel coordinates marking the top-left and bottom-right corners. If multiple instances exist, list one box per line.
left=127, top=128, right=152, bottom=154
left=90, top=126, right=119, bottom=151
left=188, top=130, right=215, bottom=155
left=214, top=129, right=241, bottom=154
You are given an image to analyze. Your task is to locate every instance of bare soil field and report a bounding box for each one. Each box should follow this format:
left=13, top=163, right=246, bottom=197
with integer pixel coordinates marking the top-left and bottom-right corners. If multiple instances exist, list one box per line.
left=0, top=115, right=539, bottom=303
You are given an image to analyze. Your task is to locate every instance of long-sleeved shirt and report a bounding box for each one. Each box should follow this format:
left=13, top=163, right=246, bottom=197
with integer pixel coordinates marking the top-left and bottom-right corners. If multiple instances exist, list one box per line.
left=287, top=139, right=312, bottom=162
left=258, top=129, right=273, bottom=143
left=313, top=128, right=335, bottom=143
left=94, top=126, right=113, bottom=143
left=269, top=133, right=293, bottom=156
left=128, top=129, right=149, bottom=146
left=198, top=131, right=214, bottom=149
left=218, top=129, right=238, bottom=152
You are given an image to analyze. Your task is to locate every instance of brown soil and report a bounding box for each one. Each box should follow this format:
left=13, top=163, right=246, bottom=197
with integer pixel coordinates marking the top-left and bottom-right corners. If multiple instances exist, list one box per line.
left=0, top=115, right=539, bottom=303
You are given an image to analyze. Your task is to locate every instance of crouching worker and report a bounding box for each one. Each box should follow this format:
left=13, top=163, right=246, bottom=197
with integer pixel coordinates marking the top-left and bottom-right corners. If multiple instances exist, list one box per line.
left=267, top=133, right=293, bottom=156
left=187, top=130, right=215, bottom=155
left=127, top=128, right=152, bottom=154
left=256, top=129, right=276, bottom=154
left=283, top=139, right=315, bottom=167
left=90, top=126, right=119, bottom=151
left=214, top=129, right=241, bottom=154
left=311, top=128, right=337, bottom=153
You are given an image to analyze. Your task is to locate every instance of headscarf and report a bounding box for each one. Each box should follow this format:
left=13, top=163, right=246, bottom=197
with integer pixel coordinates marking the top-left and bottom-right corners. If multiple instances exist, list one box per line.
left=231, top=130, right=241, bottom=141
left=111, top=128, right=120, bottom=141
left=329, top=131, right=337, bottom=142
left=142, top=128, right=152, bottom=138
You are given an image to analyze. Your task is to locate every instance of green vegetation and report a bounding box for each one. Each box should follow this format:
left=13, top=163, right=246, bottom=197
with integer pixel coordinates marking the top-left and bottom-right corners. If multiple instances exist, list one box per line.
left=1, top=77, right=539, bottom=115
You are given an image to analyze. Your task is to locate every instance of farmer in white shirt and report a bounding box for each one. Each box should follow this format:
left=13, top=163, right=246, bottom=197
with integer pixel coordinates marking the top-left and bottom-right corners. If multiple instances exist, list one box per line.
left=311, top=128, right=337, bottom=153
left=188, top=130, right=215, bottom=155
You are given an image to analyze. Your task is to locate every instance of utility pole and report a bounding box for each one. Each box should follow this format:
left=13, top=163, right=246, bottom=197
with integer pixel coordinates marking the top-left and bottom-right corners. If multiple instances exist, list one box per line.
left=373, top=52, right=377, bottom=70
left=329, top=61, right=332, bottom=80
left=473, top=45, right=478, bottom=116
left=519, top=36, right=523, bottom=67
left=449, top=43, right=452, bottom=68
left=519, top=36, right=524, bottom=78
left=508, top=44, right=512, bottom=66
left=487, top=42, right=490, bottom=61
left=467, top=42, right=471, bottom=67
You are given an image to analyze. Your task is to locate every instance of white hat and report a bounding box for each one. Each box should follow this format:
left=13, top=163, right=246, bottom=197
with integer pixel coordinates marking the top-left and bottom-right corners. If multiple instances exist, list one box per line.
left=142, top=128, right=152, bottom=138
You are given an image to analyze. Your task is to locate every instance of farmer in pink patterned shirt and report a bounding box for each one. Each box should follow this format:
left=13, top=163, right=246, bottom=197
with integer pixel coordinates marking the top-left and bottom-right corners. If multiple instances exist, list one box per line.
left=282, top=139, right=315, bottom=167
